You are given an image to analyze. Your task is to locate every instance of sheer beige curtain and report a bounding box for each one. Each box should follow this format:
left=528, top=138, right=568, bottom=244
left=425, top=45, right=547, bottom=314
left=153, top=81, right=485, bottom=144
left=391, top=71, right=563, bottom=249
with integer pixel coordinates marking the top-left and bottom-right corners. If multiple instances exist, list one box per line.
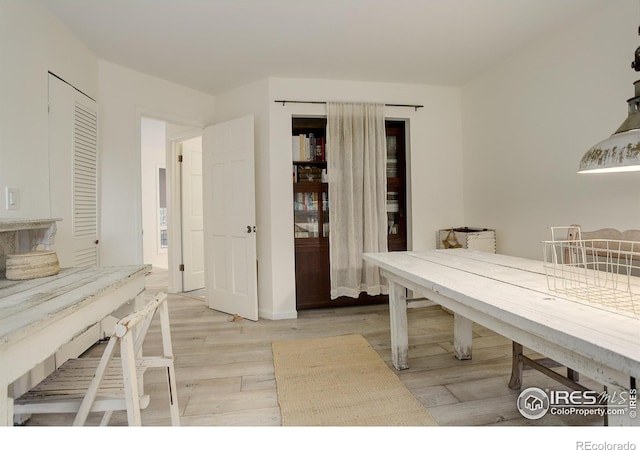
left=326, top=102, right=388, bottom=299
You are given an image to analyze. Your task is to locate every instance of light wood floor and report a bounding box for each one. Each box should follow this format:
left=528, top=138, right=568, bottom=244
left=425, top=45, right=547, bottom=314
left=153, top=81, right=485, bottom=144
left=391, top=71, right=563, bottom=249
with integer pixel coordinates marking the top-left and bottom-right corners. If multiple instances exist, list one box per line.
left=24, top=268, right=603, bottom=427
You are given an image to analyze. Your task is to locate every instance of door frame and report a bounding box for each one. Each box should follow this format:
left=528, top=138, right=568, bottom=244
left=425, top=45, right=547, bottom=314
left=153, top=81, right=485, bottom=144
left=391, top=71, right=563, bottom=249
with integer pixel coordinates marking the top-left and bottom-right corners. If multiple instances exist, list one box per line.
left=135, top=109, right=204, bottom=293
left=167, top=128, right=202, bottom=293
left=166, top=128, right=203, bottom=293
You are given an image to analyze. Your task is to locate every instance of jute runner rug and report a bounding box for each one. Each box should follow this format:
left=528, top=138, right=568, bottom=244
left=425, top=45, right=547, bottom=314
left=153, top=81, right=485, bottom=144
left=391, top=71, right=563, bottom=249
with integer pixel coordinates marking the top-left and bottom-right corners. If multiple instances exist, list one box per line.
left=272, top=334, right=437, bottom=426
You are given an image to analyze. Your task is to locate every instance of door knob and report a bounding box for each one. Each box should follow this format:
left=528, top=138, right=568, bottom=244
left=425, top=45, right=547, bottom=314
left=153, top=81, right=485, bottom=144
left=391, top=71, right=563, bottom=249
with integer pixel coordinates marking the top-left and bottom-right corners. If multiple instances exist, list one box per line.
left=247, top=226, right=252, bottom=233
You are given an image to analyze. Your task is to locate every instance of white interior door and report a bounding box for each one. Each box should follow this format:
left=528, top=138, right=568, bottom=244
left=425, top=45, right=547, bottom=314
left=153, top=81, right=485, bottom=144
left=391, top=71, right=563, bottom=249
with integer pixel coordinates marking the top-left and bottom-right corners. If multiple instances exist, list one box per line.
left=48, top=74, right=99, bottom=267
left=202, top=116, right=258, bottom=321
left=181, top=136, right=205, bottom=291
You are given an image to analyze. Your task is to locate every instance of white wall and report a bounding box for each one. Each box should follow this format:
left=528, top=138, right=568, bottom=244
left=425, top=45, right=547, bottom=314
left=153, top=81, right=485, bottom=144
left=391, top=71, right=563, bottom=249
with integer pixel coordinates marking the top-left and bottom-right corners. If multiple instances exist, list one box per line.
left=98, top=61, right=216, bottom=266
left=268, top=78, right=463, bottom=318
left=461, top=1, right=639, bottom=260
left=141, top=117, right=168, bottom=269
left=13, top=0, right=625, bottom=321
left=0, top=0, right=97, bottom=220
left=0, top=1, right=463, bottom=322
left=208, top=77, right=463, bottom=319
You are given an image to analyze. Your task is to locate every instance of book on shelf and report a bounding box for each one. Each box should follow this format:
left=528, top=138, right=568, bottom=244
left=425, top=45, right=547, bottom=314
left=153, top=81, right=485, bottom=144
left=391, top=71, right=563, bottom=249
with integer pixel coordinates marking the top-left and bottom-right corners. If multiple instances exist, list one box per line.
left=292, top=134, right=326, bottom=162
left=292, top=136, right=300, bottom=161
left=294, top=192, right=303, bottom=211
left=294, top=223, right=309, bottom=238
left=386, top=200, right=400, bottom=212
left=299, top=134, right=307, bottom=160
left=296, top=165, right=323, bottom=183
left=386, top=158, right=398, bottom=178
left=294, top=192, right=319, bottom=210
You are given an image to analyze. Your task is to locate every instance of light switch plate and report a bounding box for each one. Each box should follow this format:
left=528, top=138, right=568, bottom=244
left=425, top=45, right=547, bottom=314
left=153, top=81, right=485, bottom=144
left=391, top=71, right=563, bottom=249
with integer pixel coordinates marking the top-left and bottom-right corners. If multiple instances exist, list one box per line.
left=5, top=187, right=19, bottom=210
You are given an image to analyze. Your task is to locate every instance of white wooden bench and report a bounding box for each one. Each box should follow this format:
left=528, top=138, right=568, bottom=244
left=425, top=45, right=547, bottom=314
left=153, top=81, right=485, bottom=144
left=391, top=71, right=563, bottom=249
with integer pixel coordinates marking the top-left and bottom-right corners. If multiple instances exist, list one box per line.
left=567, top=225, right=640, bottom=245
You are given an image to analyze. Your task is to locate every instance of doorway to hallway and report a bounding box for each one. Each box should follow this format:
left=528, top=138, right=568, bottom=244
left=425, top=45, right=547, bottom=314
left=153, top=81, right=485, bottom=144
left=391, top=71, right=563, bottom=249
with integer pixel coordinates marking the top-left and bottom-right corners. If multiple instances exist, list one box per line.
left=140, top=117, right=205, bottom=294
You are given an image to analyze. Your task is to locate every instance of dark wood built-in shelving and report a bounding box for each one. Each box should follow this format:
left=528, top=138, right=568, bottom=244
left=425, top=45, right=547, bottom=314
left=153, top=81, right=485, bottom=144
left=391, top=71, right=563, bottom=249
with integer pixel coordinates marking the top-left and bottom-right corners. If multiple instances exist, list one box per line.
left=292, top=118, right=407, bottom=309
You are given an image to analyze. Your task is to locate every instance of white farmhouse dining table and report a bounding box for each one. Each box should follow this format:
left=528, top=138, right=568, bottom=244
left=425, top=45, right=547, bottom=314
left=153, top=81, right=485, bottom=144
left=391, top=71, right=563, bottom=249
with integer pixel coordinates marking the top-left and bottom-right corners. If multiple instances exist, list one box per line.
left=0, top=265, right=150, bottom=426
left=363, top=249, right=640, bottom=426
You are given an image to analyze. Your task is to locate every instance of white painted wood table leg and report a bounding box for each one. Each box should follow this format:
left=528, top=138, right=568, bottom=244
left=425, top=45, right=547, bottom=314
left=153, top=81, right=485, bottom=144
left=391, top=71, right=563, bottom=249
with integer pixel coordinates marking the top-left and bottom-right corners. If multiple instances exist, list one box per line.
left=453, top=313, right=473, bottom=360
left=389, top=280, right=409, bottom=370
left=0, top=379, right=9, bottom=426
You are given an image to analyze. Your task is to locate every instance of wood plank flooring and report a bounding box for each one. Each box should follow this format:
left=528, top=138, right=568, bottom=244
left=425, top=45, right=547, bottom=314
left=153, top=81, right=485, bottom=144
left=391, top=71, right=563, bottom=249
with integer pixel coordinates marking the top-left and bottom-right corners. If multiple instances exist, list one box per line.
left=22, top=268, right=603, bottom=427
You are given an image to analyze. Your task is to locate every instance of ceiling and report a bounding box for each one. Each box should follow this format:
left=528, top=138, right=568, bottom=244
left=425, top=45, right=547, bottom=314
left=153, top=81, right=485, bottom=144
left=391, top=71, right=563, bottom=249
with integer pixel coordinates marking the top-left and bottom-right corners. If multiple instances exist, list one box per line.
left=40, top=0, right=609, bottom=96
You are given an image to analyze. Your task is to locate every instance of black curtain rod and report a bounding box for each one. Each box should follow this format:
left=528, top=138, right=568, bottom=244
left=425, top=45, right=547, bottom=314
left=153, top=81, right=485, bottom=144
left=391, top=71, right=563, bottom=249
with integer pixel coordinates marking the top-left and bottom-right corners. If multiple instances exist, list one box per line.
left=274, top=100, right=423, bottom=111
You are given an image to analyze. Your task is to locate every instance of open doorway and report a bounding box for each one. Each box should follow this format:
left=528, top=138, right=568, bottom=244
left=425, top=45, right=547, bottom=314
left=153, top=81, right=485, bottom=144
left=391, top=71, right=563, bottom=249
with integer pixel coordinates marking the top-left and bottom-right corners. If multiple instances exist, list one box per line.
left=141, top=117, right=169, bottom=270
left=140, top=117, right=205, bottom=294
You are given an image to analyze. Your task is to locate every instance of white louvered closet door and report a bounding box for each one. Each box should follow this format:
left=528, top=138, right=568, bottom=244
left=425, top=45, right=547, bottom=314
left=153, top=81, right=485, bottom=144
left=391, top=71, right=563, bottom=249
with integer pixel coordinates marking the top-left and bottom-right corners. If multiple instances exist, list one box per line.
left=72, top=101, right=99, bottom=266
left=49, top=74, right=99, bottom=267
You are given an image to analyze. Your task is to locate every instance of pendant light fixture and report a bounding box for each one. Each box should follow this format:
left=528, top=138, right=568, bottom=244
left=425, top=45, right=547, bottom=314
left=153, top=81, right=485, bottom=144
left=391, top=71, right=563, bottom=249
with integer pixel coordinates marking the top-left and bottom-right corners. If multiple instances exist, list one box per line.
left=578, top=26, right=640, bottom=173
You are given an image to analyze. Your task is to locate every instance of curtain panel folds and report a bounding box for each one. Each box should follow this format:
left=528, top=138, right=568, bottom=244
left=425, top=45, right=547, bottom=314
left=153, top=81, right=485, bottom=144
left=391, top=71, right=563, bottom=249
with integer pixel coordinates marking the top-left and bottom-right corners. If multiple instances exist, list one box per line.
left=326, top=102, right=388, bottom=299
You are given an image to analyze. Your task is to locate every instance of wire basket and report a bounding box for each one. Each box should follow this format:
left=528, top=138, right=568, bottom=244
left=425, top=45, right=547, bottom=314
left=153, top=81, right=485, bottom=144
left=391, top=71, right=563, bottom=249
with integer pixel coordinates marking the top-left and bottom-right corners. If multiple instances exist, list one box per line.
left=542, top=226, right=640, bottom=318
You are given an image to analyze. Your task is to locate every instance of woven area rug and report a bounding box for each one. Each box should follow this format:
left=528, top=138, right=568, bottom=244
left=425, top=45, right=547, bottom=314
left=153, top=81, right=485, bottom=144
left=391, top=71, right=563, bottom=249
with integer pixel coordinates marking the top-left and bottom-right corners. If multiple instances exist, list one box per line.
left=272, top=334, right=437, bottom=426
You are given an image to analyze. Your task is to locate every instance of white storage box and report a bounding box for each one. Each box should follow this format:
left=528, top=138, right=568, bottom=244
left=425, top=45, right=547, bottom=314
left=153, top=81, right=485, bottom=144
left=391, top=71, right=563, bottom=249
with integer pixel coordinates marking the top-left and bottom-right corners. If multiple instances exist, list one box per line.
left=437, top=227, right=496, bottom=253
